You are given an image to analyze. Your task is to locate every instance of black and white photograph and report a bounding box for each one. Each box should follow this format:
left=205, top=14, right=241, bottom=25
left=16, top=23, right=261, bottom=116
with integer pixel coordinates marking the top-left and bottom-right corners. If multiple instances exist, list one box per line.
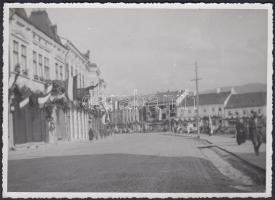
left=2, top=3, right=273, bottom=198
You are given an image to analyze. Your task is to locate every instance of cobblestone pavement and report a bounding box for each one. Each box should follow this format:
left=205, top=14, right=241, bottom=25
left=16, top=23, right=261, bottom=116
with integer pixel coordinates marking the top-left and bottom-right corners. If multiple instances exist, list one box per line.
left=198, top=133, right=266, bottom=170
left=8, top=133, right=244, bottom=192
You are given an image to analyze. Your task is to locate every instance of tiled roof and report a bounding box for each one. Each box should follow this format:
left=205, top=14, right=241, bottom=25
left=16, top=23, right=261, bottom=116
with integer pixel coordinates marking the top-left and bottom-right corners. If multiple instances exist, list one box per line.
left=14, top=8, right=29, bottom=22
left=225, top=92, right=266, bottom=109
left=179, top=91, right=231, bottom=107
left=28, top=10, right=64, bottom=47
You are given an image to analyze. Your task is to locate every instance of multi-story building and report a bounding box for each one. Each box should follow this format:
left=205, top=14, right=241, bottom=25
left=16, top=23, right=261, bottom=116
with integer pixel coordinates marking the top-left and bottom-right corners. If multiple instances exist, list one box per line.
left=9, top=8, right=68, bottom=147
left=224, top=92, right=267, bottom=119
left=8, top=8, right=104, bottom=148
left=62, top=40, right=92, bottom=141
left=176, top=90, right=232, bottom=124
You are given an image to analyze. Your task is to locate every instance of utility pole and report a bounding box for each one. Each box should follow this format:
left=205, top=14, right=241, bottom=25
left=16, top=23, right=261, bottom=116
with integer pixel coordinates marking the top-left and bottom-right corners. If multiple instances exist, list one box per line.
left=191, top=62, right=202, bottom=138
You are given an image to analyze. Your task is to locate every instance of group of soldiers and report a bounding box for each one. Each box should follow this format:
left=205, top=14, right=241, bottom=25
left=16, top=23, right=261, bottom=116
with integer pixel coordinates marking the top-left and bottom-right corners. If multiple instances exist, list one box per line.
left=235, top=111, right=266, bottom=156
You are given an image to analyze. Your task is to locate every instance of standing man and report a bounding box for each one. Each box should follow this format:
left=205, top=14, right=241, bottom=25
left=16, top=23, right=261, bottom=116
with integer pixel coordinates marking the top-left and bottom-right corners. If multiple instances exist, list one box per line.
left=235, top=116, right=246, bottom=145
left=248, top=111, right=263, bottom=156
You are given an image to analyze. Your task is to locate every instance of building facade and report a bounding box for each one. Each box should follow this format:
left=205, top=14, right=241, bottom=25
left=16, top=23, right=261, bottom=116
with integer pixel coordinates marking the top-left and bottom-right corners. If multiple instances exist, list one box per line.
left=9, top=9, right=68, bottom=146
left=176, top=91, right=231, bottom=127
left=224, top=92, right=267, bottom=119
left=8, top=8, right=104, bottom=148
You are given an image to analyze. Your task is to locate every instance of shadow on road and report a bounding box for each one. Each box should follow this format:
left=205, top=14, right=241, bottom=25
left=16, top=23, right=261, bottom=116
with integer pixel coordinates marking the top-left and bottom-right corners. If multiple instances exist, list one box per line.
left=8, top=153, right=244, bottom=193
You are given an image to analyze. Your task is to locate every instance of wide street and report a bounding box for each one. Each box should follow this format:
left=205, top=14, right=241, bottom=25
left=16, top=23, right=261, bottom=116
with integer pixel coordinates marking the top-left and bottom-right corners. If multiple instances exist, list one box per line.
left=8, top=133, right=248, bottom=192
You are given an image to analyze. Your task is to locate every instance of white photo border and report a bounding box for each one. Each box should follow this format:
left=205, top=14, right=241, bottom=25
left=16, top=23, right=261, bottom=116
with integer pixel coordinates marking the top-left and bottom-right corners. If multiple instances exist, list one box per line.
left=2, top=2, right=273, bottom=198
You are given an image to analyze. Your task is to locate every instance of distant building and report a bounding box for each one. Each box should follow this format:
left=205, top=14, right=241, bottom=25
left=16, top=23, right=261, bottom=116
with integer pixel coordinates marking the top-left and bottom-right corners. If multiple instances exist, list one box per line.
left=177, top=90, right=231, bottom=122
left=224, top=92, right=267, bottom=119
left=108, top=96, right=140, bottom=130
left=146, top=90, right=183, bottom=121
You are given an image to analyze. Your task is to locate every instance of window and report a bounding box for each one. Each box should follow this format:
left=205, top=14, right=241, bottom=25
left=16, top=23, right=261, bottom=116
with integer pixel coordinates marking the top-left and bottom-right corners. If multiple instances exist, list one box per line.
left=44, top=57, right=50, bottom=80
left=33, top=33, right=38, bottom=41
left=212, top=107, right=215, bottom=112
left=21, top=45, right=27, bottom=72
left=218, top=107, right=222, bottom=112
left=204, top=108, right=207, bottom=113
left=33, top=51, right=38, bottom=77
left=258, top=108, right=262, bottom=114
left=38, top=54, right=43, bottom=78
left=13, top=41, right=19, bottom=69
left=55, top=63, right=59, bottom=79
left=65, top=63, right=69, bottom=79
left=60, top=65, right=63, bottom=80
left=243, top=110, right=246, bottom=115
left=79, top=73, right=81, bottom=87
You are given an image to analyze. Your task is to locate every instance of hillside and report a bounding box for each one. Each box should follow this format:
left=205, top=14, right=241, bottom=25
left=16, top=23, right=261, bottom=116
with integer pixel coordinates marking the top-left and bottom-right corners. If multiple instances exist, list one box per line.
left=201, top=83, right=267, bottom=94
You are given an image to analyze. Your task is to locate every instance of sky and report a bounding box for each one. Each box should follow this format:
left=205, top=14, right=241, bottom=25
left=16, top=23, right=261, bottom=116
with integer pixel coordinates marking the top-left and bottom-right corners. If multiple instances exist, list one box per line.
left=26, top=8, right=268, bottom=95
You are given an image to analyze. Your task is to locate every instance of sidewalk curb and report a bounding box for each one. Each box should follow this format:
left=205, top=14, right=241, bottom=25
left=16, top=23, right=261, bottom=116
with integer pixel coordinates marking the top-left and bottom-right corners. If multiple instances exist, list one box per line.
left=199, top=137, right=266, bottom=172
left=13, top=142, right=46, bottom=151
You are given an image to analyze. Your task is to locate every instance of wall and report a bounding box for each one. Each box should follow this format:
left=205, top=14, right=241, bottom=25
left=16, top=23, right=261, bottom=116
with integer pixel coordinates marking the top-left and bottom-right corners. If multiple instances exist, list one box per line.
left=177, top=104, right=225, bottom=120
left=224, top=106, right=266, bottom=118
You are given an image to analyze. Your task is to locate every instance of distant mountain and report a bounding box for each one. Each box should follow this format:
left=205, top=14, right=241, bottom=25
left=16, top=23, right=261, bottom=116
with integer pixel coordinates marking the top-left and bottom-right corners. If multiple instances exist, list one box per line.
left=201, top=83, right=267, bottom=94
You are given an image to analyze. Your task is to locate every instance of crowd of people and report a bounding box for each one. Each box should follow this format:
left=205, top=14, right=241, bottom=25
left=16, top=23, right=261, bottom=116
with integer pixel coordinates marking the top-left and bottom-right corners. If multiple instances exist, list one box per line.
left=235, top=111, right=266, bottom=155
left=87, top=111, right=266, bottom=156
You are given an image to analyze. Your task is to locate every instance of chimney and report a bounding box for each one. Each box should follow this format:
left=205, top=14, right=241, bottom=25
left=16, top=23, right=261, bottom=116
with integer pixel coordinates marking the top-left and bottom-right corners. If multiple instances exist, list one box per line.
left=216, top=88, right=221, bottom=93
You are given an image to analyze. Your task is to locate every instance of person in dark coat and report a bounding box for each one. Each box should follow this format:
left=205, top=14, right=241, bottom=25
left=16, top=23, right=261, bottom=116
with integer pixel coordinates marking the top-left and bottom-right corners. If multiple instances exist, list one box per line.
left=248, top=111, right=263, bottom=156
left=88, top=128, right=94, bottom=141
left=235, top=117, right=246, bottom=145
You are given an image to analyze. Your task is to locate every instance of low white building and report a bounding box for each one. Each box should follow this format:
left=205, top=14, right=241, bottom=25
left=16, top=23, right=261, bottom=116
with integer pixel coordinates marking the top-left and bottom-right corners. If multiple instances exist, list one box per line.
left=224, top=92, right=266, bottom=119
left=177, top=91, right=231, bottom=121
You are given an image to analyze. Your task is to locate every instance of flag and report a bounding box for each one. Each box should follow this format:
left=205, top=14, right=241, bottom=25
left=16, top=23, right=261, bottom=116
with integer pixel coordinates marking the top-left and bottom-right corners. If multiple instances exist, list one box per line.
left=38, top=83, right=53, bottom=107
left=45, top=84, right=53, bottom=94
left=102, top=114, right=106, bottom=124
left=176, top=90, right=189, bottom=106
left=19, top=96, right=29, bottom=108
left=115, top=100, right=118, bottom=110
left=38, top=93, right=51, bottom=107
left=86, top=82, right=99, bottom=90
left=49, top=93, right=66, bottom=101
left=158, top=107, right=162, bottom=121
left=73, top=75, right=78, bottom=100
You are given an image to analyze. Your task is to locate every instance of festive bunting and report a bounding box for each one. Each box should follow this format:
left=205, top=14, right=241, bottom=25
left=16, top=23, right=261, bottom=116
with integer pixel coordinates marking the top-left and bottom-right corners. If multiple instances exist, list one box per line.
left=19, top=96, right=29, bottom=108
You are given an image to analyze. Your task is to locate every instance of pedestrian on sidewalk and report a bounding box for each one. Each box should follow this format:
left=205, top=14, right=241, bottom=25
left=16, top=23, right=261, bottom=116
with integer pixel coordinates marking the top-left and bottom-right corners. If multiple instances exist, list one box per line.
left=235, top=116, right=246, bottom=145
left=89, top=128, right=94, bottom=141
left=248, top=111, right=263, bottom=156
